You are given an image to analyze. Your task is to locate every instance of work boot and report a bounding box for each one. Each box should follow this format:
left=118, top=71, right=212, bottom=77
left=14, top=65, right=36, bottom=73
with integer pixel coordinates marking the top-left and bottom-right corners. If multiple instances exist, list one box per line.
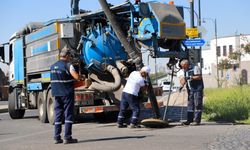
left=64, top=138, right=78, bottom=144
left=117, top=123, right=127, bottom=128
left=129, top=124, right=141, bottom=128
left=54, top=139, right=63, bottom=144
left=181, top=121, right=190, bottom=126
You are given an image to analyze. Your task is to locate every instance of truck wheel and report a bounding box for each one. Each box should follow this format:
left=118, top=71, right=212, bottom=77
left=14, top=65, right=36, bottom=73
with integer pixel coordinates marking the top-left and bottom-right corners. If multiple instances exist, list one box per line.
left=8, top=88, right=25, bottom=119
left=38, top=92, right=48, bottom=123
left=47, top=90, right=55, bottom=125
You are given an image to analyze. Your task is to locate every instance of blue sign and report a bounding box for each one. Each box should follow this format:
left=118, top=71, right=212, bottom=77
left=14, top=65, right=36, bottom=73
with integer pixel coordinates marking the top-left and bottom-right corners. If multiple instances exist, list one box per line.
left=183, top=39, right=205, bottom=47
left=226, top=72, right=230, bottom=80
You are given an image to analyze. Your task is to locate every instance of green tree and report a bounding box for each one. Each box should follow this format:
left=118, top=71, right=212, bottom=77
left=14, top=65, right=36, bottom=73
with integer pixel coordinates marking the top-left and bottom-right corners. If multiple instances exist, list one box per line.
left=226, top=42, right=250, bottom=85
left=228, top=51, right=241, bottom=61
left=218, top=59, right=232, bottom=70
left=228, top=42, right=250, bottom=63
left=244, top=43, right=250, bottom=53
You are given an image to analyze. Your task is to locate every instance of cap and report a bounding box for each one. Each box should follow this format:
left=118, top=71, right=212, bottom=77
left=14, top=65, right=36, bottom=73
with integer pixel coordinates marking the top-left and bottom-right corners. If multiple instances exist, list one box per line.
left=60, top=46, right=71, bottom=57
left=140, top=66, right=151, bottom=74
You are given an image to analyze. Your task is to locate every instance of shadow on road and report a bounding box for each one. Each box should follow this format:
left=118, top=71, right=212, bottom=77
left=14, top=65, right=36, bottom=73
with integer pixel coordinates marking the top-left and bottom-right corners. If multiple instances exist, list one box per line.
left=78, top=135, right=150, bottom=143
left=0, top=132, right=15, bottom=136
left=23, top=116, right=39, bottom=119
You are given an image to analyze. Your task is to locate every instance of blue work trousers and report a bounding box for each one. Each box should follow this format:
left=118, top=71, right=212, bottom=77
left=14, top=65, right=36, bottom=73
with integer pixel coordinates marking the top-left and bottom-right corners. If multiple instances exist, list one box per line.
left=54, top=94, right=74, bottom=140
left=117, top=92, right=140, bottom=125
left=187, top=90, right=203, bottom=123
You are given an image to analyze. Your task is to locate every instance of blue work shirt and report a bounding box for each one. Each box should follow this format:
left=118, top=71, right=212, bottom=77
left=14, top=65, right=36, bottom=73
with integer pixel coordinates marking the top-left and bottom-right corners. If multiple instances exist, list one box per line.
left=185, top=65, right=204, bottom=91
left=50, top=60, right=75, bottom=96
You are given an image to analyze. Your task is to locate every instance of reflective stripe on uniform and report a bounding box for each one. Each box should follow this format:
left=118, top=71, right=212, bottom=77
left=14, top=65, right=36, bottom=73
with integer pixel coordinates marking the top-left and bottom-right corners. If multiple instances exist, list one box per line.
left=51, top=70, right=62, bottom=74
left=51, top=79, right=75, bottom=83
left=55, top=122, right=62, bottom=125
left=195, top=109, right=202, bottom=112
left=132, top=116, right=138, bottom=119
left=65, top=120, right=73, bottom=124
left=118, top=115, right=124, bottom=118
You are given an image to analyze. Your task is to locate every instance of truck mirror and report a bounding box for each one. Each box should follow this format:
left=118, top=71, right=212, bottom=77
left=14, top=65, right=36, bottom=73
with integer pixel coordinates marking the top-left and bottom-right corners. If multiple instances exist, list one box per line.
left=0, top=46, right=5, bottom=62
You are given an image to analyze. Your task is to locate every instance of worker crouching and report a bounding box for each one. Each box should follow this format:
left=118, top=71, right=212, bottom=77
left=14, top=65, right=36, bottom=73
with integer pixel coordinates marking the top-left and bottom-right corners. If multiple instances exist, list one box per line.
left=117, top=66, right=150, bottom=128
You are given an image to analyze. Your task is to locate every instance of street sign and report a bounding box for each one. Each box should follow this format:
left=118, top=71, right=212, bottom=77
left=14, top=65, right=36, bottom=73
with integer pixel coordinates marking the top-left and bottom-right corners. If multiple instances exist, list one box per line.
left=183, top=39, right=205, bottom=47
left=186, top=28, right=199, bottom=38
left=226, top=71, right=230, bottom=80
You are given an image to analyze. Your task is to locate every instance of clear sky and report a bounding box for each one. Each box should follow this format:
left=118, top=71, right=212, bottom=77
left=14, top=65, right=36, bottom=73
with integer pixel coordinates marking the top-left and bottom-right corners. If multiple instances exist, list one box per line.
left=0, top=0, right=250, bottom=72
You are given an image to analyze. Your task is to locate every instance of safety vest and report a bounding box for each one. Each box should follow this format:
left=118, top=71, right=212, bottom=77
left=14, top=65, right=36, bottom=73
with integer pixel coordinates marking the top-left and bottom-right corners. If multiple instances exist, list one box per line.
left=50, top=60, right=75, bottom=96
left=185, top=65, right=204, bottom=91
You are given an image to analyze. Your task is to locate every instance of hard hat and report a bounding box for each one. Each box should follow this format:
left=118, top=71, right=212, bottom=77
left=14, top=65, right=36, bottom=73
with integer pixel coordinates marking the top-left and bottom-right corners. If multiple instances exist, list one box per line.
left=141, top=66, right=151, bottom=74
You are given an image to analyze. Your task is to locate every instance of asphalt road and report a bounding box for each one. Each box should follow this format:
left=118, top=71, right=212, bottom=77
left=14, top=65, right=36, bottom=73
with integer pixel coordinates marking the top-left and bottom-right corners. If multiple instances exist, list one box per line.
left=0, top=110, right=249, bottom=150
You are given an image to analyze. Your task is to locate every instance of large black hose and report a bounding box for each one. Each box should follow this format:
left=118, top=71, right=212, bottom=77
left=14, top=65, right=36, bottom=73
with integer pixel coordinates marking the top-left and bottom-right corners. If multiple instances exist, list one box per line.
left=16, top=22, right=44, bottom=37
left=98, top=0, right=142, bottom=69
left=98, top=0, right=160, bottom=119
left=88, top=65, right=121, bottom=92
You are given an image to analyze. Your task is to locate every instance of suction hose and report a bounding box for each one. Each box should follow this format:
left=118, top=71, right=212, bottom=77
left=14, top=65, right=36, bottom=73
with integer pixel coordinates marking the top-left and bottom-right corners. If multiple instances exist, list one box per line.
left=98, top=0, right=142, bottom=69
left=88, top=65, right=121, bottom=92
left=16, top=22, right=44, bottom=37
left=98, top=0, right=160, bottom=119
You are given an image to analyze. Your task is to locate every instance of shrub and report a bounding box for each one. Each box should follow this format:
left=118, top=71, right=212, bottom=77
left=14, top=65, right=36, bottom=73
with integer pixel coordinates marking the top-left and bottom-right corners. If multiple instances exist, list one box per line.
left=204, top=86, right=250, bottom=123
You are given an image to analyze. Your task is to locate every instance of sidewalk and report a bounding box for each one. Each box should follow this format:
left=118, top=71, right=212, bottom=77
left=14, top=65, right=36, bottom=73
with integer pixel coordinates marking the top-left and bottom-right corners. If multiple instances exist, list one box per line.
left=159, top=90, right=188, bottom=106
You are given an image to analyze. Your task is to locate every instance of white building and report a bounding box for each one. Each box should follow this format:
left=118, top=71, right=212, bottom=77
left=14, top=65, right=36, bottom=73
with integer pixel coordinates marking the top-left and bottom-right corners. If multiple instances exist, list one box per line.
left=202, top=34, right=250, bottom=88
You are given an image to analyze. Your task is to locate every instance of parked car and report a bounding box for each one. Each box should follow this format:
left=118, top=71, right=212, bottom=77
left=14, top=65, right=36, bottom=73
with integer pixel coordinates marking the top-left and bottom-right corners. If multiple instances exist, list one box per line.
left=160, top=81, right=171, bottom=92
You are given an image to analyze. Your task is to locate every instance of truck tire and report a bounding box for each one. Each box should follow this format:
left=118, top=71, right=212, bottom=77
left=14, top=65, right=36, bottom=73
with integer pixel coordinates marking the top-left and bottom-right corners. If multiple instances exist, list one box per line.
left=46, top=90, right=55, bottom=125
left=38, top=92, right=48, bottom=123
left=8, top=88, right=25, bottom=119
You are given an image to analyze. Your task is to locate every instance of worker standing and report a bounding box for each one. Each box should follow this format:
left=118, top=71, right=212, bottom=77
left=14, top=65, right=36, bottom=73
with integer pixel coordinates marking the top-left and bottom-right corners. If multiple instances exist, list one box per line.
left=179, top=59, right=204, bottom=125
left=51, top=47, right=83, bottom=144
left=117, top=66, right=150, bottom=128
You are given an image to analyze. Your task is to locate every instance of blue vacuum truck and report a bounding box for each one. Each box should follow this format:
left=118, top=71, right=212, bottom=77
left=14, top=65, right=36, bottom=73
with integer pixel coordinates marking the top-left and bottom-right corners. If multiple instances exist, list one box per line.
left=0, top=0, right=187, bottom=124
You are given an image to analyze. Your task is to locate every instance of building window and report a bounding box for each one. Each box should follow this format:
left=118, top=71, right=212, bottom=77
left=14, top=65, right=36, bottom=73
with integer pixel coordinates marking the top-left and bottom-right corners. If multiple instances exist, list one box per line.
left=216, top=46, right=221, bottom=56
left=229, top=45, right=233, bottom=54
left=223, top=45, right=227, bottom=56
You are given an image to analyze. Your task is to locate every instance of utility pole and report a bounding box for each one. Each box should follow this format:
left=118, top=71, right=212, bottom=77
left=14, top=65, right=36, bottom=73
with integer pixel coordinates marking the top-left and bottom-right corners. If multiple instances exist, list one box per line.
left=198, top=0, right=201, bottom=26
left=189, top=0, right=195, bottom=65
left=190, top=0, right=195, bottom=28
left=203, top=18, right=219, bottom=87
left=198, top=0, right=202, bottom=69
left=214, top=18, right=219, bottom=87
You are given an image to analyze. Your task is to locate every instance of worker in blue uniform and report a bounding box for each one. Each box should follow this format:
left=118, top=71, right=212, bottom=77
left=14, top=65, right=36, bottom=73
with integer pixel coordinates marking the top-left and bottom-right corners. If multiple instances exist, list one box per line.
left=51, top=47, right=84, bottom=144
left=117, top=66, right=150, bottom=128
left=179, top=59, right=204, bottom=125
